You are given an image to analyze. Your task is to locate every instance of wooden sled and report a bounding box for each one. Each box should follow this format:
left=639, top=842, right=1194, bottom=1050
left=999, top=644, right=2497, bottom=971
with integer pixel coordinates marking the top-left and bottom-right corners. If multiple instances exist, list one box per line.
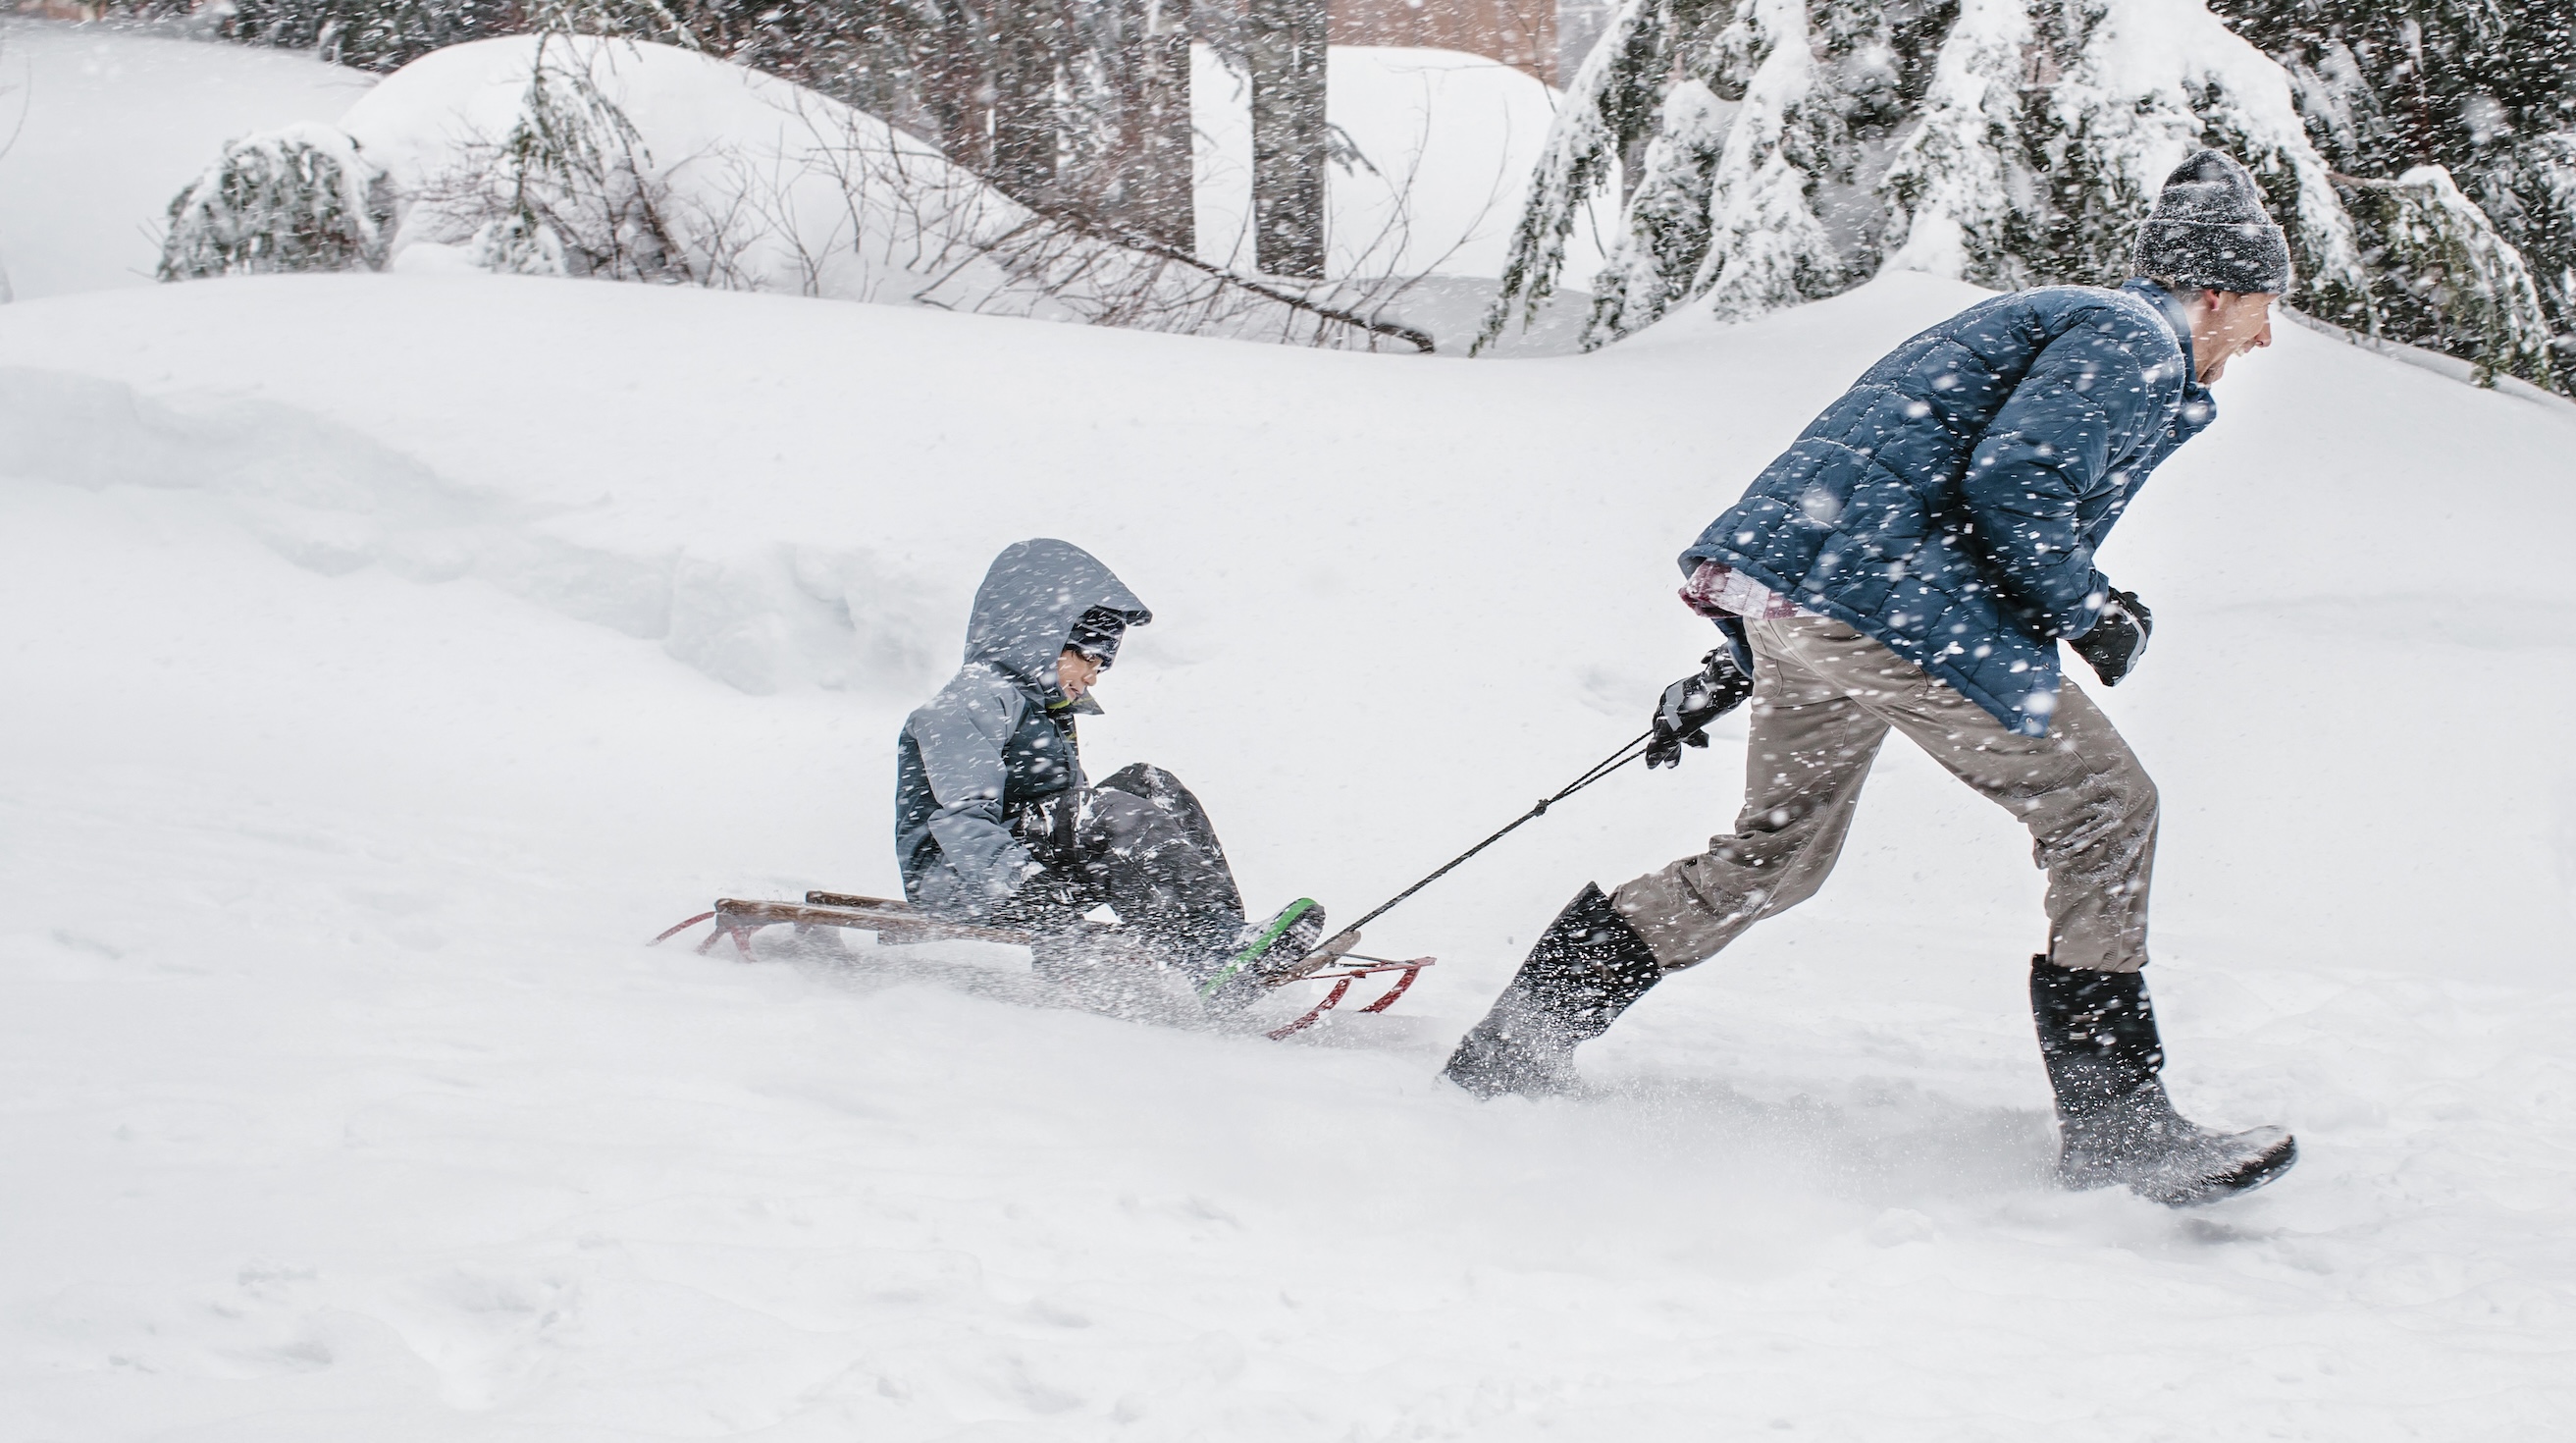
left=652, top=891, right=1433, bottom=1041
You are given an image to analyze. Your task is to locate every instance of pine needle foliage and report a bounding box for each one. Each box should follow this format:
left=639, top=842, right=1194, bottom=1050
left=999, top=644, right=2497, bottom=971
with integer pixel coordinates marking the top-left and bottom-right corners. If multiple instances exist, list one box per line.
left=2210, top=0, right=2574, bottom=384
left=1488, top=0, right=2572, bottom=394
left=159, top=124, right=393, bottom=280
left=2346, top=164, right=2558, bottom=386
left=466, top=5, right=700, bottom=278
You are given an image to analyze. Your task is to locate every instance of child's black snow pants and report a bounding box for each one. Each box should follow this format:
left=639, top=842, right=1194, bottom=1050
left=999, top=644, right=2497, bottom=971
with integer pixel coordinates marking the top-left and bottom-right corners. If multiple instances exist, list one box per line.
left=1006, top=763, right=1247, bottom=976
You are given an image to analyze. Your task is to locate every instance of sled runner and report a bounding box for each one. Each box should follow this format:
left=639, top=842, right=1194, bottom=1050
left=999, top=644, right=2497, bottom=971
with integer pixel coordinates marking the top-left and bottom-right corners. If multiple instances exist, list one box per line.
left=651, top=892, right=1432, bottom=1041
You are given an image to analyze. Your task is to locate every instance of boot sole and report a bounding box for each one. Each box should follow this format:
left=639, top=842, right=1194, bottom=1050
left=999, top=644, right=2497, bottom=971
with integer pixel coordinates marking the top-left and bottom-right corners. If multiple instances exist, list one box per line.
left=2143, top=1133, right=2299, bottom=1207
left=1440, top=1034, right=1574, bottom=1099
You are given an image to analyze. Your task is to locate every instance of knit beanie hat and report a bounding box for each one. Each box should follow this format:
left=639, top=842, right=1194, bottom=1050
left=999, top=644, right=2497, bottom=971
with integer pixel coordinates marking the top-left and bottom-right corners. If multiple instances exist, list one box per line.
left=2130, top=149, right=2293, bottom=295
left=1065, top=607, right=1130, bottom=666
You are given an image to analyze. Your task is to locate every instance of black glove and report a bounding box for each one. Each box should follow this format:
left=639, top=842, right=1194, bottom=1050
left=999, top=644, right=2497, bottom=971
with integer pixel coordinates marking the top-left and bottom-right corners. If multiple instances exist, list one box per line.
left=2071, top=587, right=2153, bottom=687
left=992, top=862, right=1086, bottom=932
left=1645, top=648, right=1756, bottom=769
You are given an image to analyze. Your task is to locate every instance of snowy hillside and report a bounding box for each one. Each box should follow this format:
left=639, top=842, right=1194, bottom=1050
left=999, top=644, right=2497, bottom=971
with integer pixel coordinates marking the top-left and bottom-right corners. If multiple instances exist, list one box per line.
left=5, top=258, right=2574, bottom=1438
left=0, top=21, right=372, bottom=299
left=0, top=23, right=1604, bottom=314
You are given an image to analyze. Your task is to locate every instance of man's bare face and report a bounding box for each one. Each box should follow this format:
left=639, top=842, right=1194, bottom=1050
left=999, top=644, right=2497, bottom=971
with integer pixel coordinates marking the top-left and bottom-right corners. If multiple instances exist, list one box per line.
left=2187, top=290, right=2278, bottom=384
left=1057, top=647, right=1103, bottom=701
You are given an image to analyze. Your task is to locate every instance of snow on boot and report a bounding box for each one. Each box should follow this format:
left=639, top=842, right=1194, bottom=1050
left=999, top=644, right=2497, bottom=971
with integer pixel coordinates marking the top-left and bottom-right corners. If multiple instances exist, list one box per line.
left=2029, top=954, right=2296, bottom=1206
left=1442, top=883, right=1662, bottom=1098
left=1193, top=898, right=1328, bottom=1012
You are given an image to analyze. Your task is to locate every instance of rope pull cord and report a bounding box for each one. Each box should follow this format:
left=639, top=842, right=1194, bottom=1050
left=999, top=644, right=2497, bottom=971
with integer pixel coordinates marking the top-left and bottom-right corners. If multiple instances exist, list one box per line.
left=1318, top=730, right=1655, bottom=954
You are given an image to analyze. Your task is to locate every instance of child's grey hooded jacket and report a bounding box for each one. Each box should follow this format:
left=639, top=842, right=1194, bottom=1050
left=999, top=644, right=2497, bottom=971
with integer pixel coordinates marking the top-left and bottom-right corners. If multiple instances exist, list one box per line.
left=894, top=539, right=1151, bottom=919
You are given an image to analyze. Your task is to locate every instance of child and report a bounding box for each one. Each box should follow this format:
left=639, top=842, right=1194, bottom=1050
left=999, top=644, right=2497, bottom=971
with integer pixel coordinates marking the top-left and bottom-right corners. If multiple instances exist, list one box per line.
left=894, top=538, right=1323, bottom=1002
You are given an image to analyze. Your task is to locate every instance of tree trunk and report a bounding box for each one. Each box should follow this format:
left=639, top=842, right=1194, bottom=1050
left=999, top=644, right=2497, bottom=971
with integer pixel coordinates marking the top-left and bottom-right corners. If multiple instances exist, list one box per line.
left=1246, top=0, right=1327, bottom=279
left=988, top=0, right=1064, bottom=204
left=1128, top=0, right=1197, bottom=251
left=902, top=0, right=1002, bottom=171
left=1066, top=0, right=1197, bottom=249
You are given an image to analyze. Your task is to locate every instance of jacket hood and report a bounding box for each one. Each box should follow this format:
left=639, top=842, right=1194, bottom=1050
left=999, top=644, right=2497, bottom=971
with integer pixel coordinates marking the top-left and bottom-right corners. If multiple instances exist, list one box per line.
left=962, top=538, right=1152, bottom=711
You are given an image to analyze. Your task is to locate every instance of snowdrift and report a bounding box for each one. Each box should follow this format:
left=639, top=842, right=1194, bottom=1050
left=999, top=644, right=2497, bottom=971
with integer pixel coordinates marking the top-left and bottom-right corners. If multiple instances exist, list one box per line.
left=2, top=24, right=1603, bottom=351
left=329, top=36, right=1422, bottom=347
left=4, top=264, right=2575, bottom=1438
left=0, top=19, right=370, bottom=299
left=338, top=34, right=1027, bottom=305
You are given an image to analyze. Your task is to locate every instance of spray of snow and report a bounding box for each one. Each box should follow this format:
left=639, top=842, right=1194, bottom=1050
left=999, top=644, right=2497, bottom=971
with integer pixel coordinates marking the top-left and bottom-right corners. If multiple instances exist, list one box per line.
left=8, top=261, right=2576, bottom=1442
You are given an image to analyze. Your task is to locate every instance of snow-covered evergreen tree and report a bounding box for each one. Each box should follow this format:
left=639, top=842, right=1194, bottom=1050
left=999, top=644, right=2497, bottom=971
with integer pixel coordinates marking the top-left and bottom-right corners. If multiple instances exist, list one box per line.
left=159, top=123, right=392, bottom=280
left=2345, top=163, right=2557, bottom=387
left=476, top=40, right=655, bottom=277
left=1495, top=0, right=2361, bottom=350
left=1586, top=78, right=1731, bottom=338
left=1489, top=0, right=2570, bottom=394
left=2498, top=130, right=2576, bottom=372
left=1878, top=0, right=2042, bottom=288
left=213, top=0, right=520, bottom=72
left=1477, top=0, right=1682, bottom=351
left=2209, top=0, right=2576, bottom=386
left=2033, top=0, right=2364, bottom=300
left=1485, top=0, right=1881, bottom=349
left=470, top=1, right=699, bottom=279
left=1682, top=0, right=1859, bottom=323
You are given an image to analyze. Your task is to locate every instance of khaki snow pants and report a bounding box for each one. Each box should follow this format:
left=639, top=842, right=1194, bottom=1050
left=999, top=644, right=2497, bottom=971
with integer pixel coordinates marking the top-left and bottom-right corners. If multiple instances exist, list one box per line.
left=1609, top=615, right=2158, bottom=974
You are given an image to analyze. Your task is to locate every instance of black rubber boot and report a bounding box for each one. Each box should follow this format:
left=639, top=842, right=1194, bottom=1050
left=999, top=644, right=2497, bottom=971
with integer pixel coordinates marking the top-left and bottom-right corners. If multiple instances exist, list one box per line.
left=2030, top=954, right=2297, bottom=1206
left=1441, top=883, right=1663, bottom=1098
left=1191, top=898, right=1329, bottom=1013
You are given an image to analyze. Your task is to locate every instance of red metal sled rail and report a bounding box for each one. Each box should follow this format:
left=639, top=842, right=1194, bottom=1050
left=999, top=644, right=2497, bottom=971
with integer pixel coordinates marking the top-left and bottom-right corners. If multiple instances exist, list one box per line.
left=651, top=892, right=1433, bottom=1041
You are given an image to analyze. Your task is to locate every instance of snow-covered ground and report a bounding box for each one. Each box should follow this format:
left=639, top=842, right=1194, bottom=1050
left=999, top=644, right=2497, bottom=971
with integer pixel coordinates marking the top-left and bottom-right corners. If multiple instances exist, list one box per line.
left=3, top=20, right=2575, bottom=1441
left=0, top=21, right=372, bottom=298
left=5, top=258, right=2574, bottom=1438
left=1192, top=44, right=1616, bottom=284
left=0, top=21, right=1604, bottom=349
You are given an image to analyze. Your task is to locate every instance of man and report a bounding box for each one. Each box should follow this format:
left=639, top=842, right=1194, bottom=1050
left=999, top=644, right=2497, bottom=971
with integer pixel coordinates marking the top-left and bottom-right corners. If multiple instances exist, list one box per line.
left=895, top=538, right=1324, bottom=1004
left=1442, top=151, right=2298, bottom=1206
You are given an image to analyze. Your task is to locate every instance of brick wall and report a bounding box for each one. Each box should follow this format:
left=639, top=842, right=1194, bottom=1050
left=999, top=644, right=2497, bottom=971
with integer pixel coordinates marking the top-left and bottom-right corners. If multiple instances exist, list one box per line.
left=1330, top=0, right=1559, bottom=83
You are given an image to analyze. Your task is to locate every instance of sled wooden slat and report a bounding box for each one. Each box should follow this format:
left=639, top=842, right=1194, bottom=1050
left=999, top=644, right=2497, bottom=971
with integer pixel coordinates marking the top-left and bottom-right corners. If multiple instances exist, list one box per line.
left=650, top=894, right=1435, bottom=1039
left=717, top=896, right=1033, bottom=945
left=802, top=890, right=913, bottom=913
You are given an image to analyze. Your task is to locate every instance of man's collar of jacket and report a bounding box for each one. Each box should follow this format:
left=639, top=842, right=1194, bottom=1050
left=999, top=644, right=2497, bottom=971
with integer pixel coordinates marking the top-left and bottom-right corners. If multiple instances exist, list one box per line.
left=2121, top=278, right=2216, bottom=422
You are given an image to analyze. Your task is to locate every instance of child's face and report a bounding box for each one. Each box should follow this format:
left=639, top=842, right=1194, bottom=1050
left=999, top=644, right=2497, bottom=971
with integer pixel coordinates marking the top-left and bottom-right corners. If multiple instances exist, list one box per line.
left=1057, top=647, right=1103, bottom=700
